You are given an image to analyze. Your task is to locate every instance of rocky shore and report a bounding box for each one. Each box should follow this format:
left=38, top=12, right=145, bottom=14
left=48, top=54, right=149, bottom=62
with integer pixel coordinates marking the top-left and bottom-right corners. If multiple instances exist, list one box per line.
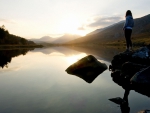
left=109, top=45, right=150, bottom=97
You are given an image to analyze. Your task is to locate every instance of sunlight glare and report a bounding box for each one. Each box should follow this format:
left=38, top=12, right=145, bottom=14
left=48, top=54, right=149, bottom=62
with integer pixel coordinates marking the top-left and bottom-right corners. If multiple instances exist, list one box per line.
left=66, top=53, right=87, bottom=65
left=59, top=15, right=86, bottom=36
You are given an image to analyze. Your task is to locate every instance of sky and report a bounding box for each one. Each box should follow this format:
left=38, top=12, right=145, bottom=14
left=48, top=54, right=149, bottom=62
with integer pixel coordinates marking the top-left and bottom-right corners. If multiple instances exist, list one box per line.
left=0, top=0, right=150, bottom=39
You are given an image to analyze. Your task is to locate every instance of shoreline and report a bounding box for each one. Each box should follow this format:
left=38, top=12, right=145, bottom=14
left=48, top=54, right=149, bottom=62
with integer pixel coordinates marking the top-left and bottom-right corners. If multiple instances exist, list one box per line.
left=0, top=45, right=43, bottom=50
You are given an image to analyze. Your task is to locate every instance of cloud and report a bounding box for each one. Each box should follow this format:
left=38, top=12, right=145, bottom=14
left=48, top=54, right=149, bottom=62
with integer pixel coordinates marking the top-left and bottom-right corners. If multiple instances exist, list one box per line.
left=78, top=26, right=85, bottom=30
left=0, top=18, right=16, bottom=24
left=87, top=16, right=123, bottom=28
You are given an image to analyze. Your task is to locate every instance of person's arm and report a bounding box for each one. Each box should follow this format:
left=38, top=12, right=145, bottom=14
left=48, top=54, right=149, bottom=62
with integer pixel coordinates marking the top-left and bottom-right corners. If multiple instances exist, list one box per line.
left=123, top=17, right=129, bottom=30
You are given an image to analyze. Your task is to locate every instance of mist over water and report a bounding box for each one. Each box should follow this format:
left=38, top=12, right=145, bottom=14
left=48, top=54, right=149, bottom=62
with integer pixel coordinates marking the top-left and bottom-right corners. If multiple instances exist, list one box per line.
left=0, top=46, right=149, bottom=113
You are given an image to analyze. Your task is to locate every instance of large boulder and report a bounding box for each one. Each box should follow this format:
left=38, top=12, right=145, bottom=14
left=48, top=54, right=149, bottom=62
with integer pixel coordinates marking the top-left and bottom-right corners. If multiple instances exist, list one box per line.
left=121, top=62, right=147, bottom=79
left=65, top=55, right=107, bottom=83
left=111, top=52, right=133, bottom=70
left=109, top=46, right=150, bottom=96
left=131, top=66, right=150, bottom=85
left=111, top=46, right=150, bottom=71
left=132, top=46, right=150, bottom=59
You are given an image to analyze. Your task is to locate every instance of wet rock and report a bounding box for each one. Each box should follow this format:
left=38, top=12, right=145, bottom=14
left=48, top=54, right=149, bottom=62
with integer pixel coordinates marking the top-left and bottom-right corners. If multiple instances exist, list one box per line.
left=111, top=46, right=150, bottom=71
left=138, top=110, right=150, bottom=113
left=110, top=62, right=147, bottom=88
left=121, top=62, right=147, bottom=79
left=65, top=55, right=107, bottom=83
left=131, top=66, right=150, bottom=85
left=110, top=46, right=150, bottom=95
left=132, top=46, right=150, bottom=59
left=110, top=46, right=150, bottom=85
left=111, top=52, right=133, bottom=70
left=131, top=46, right=150, bottom=66
left=111, top=70, right=132, bottom=89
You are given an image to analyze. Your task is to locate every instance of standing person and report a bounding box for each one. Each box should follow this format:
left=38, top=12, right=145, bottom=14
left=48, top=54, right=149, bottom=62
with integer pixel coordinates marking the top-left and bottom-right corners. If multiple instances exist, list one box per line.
left=123, top=10, right=134, bottom=52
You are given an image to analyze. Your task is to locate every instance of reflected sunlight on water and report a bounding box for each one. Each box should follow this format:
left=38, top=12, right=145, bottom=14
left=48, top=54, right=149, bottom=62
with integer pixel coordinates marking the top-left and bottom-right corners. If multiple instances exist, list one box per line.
left=48, top=52, right=65, bottom=56
left=65, top=53, right=87, bottom=65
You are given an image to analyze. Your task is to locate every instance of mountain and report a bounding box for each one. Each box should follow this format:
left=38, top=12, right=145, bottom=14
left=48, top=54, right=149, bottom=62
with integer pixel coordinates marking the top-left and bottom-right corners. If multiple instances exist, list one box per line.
left=30, top=34, right=81, bottom=44
left=30, top=36, right=56, bottom=43
left=86, top=21, right=124, bottom=36
left=67, top=14, right=150, bottom=45
left=86, top=28, right=104, bottom=36
left=39, top=36, right=56, bottom=42
left=51, top=34, right=81, bottom=44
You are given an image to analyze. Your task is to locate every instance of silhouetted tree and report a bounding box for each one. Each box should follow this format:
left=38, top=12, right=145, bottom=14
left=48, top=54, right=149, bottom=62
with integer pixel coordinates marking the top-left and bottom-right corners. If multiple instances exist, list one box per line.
left=0, top=25, right=6, bottom=39
left=0, top=25, right=35, bottom=45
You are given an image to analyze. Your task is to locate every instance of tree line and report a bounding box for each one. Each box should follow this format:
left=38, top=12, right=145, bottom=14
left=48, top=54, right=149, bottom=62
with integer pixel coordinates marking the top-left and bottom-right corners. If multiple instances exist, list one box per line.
left=0, top=25, right=35, bottom=45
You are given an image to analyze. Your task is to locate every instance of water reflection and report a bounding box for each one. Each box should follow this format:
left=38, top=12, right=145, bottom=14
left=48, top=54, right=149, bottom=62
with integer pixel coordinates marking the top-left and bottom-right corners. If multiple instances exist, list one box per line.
left=32, top=46, right=124, bottom=62
left=0, top=49, right=34, bottom=68
left=109, top=90, right=130, bottom=113
left=121, top=89, right=130, bottom=113
left=66, top=53, right=87, bottom=65
left=66, top=46, right=125, bottom=62
left=0, top=46, right=149, bottom=113
left=34, top=47, right=109, bottom=83
left=33, top=46, right=81, bottom=56
left=110, top=69, right=150, bottom=113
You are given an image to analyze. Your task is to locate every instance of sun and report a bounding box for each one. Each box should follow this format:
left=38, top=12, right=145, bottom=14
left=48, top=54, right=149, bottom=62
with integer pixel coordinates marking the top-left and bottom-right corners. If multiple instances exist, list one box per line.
left=59, top=15, right=86, bottom=36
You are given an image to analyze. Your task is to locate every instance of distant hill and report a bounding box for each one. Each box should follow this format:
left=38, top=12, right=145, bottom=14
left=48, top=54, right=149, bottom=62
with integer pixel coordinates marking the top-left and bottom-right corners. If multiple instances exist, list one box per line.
left=39, top=36, right=56, bottom=42
left=52, top=34, right=81, bottom=44
left=86, top=21, right=124, bottom=36
left=66, top=14, right=150, bottom=45
left=86, top=28, right=104, bottom=36
left=31, top=34, right=81, bottom=44
left=30, top=36, right=56, bottom=43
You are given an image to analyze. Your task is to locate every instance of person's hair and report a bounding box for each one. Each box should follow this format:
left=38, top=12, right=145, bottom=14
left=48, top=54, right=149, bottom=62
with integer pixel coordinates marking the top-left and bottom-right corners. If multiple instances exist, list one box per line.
left=125, top=10, right=132, bottom=17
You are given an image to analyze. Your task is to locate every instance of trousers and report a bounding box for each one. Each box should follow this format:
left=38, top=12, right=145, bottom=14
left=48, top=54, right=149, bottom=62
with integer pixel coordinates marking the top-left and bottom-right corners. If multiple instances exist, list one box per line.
left=124, top=29, right=132, bottom=49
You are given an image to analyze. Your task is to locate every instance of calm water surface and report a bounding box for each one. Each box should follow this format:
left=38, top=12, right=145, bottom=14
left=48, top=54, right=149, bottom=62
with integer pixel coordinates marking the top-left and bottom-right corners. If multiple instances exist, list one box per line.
left=0, top=47, right=150, bottom=113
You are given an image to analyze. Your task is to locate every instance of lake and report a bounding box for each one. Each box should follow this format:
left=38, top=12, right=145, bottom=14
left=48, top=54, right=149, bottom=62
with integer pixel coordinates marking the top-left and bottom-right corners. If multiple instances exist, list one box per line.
left=0, top=46, right=150, bottom=113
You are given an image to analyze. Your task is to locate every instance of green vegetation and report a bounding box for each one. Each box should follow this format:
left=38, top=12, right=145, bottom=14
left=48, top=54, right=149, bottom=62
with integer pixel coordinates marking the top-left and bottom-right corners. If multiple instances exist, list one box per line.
left=62, top=34, right=150, bottom=48
left=104, top=32, right=150, bottom=47
left=63, top=31, right=150, bottom=47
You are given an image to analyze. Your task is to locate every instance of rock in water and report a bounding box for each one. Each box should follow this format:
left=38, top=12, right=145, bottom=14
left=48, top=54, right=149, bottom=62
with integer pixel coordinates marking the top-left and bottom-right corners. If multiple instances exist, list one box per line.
left=65, top=55, right=107, bottom=83
left=121, top=62, right=147, bottom=79
left=131, top=66, right=150, bottom=85
left=111, top=46, right=150, bottom=71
